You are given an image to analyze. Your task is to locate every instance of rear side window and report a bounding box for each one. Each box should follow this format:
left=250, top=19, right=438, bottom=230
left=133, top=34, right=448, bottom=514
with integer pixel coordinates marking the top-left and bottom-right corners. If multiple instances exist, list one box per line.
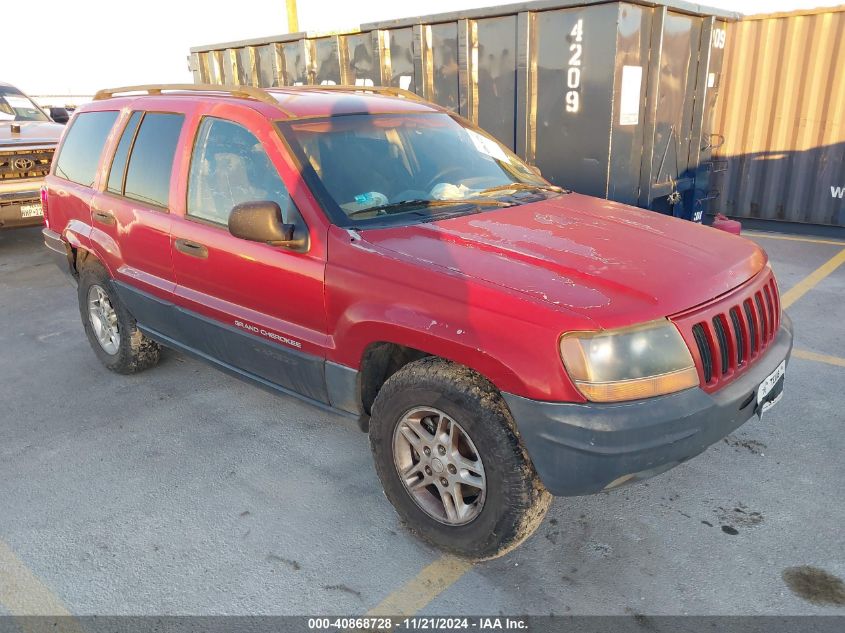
left=53, top=111, right=119, bottom=186
left=187, top=117, right=292, bottom=225
left=123, top=113, right=184, bottom=208
left=106, top=111, right=142, bottom=195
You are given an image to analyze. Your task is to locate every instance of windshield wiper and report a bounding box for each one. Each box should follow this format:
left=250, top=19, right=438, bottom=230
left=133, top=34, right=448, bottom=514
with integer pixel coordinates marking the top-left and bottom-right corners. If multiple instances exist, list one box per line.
left=346, top=197, right=509, bottom=218
left=479, top=182, right=566, bottom=195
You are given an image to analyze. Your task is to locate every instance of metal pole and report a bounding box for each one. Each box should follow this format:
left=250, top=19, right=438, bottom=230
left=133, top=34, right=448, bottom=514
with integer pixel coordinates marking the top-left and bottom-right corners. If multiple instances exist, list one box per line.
left=286, top=0, right=299, bottom=33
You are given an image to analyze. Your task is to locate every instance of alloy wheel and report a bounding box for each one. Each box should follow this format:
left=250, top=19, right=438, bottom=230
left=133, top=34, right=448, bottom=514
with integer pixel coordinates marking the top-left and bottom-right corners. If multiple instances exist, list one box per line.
left=392, top=407, right=487, bottom=525
left=87, top=284, right=120, bottom=355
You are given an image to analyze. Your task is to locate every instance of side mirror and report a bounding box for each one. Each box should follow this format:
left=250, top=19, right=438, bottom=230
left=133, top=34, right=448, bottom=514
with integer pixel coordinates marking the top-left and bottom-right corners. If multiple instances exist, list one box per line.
left=49, top=107, right=70, bottom=124
left=228, top=200, right=308, bottom=250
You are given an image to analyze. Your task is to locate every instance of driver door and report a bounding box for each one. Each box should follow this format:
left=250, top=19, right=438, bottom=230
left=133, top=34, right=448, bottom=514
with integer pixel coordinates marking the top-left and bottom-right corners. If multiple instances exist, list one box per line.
left=168, top=105, right=330, bottom=404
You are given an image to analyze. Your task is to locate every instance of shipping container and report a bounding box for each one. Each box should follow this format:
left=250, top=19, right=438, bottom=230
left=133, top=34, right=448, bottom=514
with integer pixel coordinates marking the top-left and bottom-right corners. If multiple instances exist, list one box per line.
left=189, top=0, right=737, bottom=222
left=713, top=6, right=845, bottom=228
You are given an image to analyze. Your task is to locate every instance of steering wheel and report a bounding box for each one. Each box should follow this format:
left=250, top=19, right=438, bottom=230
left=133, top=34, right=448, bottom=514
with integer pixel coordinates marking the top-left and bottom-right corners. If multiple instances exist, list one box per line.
left=424, top=166, right=465, bottom=191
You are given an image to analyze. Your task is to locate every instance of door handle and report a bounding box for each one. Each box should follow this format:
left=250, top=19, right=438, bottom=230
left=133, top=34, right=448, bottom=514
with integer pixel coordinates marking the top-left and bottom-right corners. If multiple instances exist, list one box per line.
left=175, top=238, right=208, bottom=259
left=92, top=210, right=115, bottom=226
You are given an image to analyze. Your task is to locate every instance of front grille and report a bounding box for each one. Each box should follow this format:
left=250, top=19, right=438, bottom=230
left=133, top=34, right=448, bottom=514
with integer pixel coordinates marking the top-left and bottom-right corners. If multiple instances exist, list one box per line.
left=729, top=307, right=745, bottom=365
left=712, top=315, right=730, bottom=375
left=673, top=268, right=781, bottom=392
left=0, top=148, right=54, bottom=181
left=692, top=324, right=713, bottom=383
left=744, top=300, right=758, bottom=355
left=755, top=293, right=767, bottom=341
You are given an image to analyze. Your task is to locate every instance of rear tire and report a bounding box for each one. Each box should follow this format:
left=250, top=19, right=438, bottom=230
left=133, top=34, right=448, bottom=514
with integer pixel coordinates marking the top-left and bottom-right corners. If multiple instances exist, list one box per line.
left=77, top=260, right=160, bottom=374
left=369, top=357, right=551, bottom=560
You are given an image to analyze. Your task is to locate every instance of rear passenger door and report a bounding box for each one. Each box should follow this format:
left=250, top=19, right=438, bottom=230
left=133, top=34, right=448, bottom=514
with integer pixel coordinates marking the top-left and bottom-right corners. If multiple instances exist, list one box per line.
left=168, top=106, right=330, bottom=404
left=91, top=109, right=185, bottom=336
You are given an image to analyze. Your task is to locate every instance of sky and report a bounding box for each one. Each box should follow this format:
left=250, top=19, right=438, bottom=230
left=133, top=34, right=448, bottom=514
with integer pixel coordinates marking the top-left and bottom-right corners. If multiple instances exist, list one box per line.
left=1, top=0, right=840, bottom=98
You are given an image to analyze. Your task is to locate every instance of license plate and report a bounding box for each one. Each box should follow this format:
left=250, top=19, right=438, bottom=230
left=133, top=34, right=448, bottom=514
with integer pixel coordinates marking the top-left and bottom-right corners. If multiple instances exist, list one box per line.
left=757, top=360, right=786, bottom=418
left=20, top=203, right=43, bottom=218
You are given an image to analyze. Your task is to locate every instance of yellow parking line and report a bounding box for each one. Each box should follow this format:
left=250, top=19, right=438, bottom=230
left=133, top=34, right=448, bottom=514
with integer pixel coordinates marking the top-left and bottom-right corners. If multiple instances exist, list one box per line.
left=0, top=540, right=72, bottom=616
left=745, top=232, right=845, bottom=247
left=781, top=248, right=845, bottom=309
left=792, top=348, right=845, bottom=368
left=366, top=555, right=473, bottom=617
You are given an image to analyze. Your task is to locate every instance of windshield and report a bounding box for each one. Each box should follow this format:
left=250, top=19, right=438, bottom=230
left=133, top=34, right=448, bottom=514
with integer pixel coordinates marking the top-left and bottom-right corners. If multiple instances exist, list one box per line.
left=0, top=87, right=50, bottom=122
left=280, top=113, right=557, bottom=225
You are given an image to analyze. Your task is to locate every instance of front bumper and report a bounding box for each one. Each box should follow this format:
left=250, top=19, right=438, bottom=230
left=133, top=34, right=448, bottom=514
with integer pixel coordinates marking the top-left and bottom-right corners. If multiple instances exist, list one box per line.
left=0, top=179, right=43, bottom=229
left=504, top=314, right=793, bottom=496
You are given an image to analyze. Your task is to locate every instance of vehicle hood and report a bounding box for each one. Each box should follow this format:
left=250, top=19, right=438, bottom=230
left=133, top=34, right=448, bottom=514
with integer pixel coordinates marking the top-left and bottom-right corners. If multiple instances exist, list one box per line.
left=361, top=193, right=767, bottom=328
left=0, top=120, right=63, bottom=148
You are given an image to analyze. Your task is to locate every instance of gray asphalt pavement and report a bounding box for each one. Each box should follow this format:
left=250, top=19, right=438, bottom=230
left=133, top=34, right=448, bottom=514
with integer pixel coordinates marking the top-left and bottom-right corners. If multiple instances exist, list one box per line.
left=0, top=226, right=843, bottom=616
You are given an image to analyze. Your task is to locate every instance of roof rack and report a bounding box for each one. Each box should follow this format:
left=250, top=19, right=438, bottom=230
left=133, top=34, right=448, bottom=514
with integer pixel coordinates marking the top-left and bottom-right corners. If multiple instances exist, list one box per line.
left=93, top=83, right=428, bottom=110
left=274, top=85, right=425, bottom=102
left=93, top=83, right=280, bottom=106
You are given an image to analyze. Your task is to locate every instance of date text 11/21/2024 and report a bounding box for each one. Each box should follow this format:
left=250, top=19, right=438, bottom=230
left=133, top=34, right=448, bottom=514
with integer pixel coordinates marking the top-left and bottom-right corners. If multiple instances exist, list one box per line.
left=306, top=617, right=528, bottom=630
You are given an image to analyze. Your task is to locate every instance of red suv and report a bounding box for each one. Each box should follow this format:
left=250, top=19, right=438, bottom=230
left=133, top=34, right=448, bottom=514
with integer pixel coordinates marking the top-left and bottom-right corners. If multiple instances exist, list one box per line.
left=43, top=84, right=792, bottom=559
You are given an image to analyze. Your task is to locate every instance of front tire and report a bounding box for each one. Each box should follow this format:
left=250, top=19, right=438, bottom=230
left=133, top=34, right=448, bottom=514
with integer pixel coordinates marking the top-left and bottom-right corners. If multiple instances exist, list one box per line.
left=77, top=260, right=161, bottom=374
left=369, top=357, right=551, bottom=560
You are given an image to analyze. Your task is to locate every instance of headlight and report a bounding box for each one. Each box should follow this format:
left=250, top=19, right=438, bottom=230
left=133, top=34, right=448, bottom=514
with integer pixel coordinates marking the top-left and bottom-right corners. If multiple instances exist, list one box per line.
left=559, top=319, right=699, bottom=402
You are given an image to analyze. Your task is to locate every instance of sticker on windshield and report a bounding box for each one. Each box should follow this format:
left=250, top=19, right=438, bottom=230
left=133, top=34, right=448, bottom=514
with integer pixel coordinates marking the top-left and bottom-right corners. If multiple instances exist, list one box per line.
left=466, top=129, right=509, bottom=163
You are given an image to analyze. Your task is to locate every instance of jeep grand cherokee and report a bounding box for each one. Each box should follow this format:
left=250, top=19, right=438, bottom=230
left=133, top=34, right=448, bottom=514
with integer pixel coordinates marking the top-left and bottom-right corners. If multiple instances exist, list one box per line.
left=42, top=84, right=792, bottom=559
